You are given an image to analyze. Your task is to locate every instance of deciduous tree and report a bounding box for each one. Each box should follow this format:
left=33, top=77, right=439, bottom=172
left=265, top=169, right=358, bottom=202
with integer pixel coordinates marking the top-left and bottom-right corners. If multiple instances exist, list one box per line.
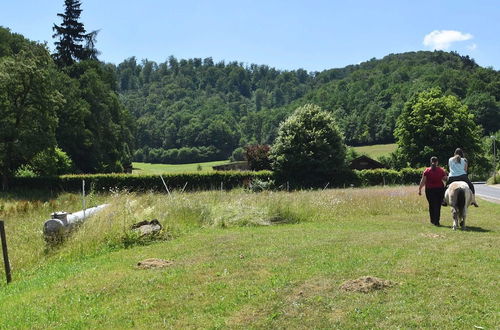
left=394, top=88, right=483, bottom=167
left=0, top=47, right=63, bottom=188
left=270, top=104, right=346, bottom=187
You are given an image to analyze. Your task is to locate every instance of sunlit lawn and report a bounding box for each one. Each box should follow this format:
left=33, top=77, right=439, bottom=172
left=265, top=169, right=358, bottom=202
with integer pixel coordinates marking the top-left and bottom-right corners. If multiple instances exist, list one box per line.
left=132, top=160, right=230, bottom=174
left=353, top=143, right=397, bottom=159
left=0, top=186, right=498, bottom=328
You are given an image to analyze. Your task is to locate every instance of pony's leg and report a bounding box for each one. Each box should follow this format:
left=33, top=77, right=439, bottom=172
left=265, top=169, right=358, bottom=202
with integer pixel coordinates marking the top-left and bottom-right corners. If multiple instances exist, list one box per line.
left=461, top=210, right=467, bottom=230
left=442, top=189, right=450, bottom=206
left=452, top=209, right=458, bottom=230
left=471, top=194, right=479, bottom=207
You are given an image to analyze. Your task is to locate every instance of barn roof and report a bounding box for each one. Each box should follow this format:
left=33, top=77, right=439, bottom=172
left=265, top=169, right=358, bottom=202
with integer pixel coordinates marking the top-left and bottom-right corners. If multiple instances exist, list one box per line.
left=349, top=155, right=386, bottom=170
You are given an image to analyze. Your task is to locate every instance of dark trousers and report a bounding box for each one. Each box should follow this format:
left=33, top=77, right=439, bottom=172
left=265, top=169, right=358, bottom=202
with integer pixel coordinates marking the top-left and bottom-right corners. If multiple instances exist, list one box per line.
left=447, top=174, right=475, bottom=194
left=425, top=187, right=445, bottom=225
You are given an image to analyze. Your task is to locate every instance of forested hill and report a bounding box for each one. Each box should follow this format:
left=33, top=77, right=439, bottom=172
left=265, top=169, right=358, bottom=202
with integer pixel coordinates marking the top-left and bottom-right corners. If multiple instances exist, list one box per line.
left=116, top=51, right=500, bottom=163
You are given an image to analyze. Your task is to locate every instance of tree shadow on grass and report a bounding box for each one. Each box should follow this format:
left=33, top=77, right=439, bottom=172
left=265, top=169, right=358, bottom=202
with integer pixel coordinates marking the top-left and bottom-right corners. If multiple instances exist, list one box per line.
left=0, top=189, right=59, bottom=202
left=440, top=225, right=492, bottom=232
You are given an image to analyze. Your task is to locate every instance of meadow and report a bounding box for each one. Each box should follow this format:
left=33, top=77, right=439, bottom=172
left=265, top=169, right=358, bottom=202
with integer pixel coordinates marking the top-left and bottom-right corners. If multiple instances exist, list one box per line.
left=132, top=143, right=396, bottom=176
left=132, top=160, right=230, bottom=174
left=352, top=143, right=397, bottom=160
left=0, top=186, right=498, bottom=328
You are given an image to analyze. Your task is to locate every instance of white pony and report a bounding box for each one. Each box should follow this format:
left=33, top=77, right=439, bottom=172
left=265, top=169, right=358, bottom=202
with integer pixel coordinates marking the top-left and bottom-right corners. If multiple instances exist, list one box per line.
left=444, top=181, right=473, bottom=230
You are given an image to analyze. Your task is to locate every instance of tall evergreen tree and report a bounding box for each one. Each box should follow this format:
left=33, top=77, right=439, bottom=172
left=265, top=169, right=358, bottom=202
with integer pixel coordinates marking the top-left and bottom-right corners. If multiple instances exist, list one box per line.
left=52, top=0, right=98, bottom=66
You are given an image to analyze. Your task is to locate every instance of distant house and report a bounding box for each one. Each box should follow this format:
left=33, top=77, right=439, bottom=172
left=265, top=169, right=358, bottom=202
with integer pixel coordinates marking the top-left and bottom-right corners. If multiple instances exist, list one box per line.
left=349, top=155, right=386, bottom=170
left=212, top=161, right=250, bottom=171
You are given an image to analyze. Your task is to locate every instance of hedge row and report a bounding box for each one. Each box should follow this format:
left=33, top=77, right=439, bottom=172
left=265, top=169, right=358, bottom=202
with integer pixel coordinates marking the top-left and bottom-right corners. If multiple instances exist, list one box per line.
left=10, top=171, right=274, bottom=193
left=9, top=168, right=423, bottom=192
left=354, top=168, right=423, bottom=186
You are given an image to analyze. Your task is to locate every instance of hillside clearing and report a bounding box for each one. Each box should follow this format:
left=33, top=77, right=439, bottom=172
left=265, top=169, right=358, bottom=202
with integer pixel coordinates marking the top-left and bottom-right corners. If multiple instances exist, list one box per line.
left=131, top=143, right=398, bottom=175
left=352, top=143, right=397, bottom=160
left=0, top=187, right=498, bottom=328
left=132, top=160, right=230, bottom=174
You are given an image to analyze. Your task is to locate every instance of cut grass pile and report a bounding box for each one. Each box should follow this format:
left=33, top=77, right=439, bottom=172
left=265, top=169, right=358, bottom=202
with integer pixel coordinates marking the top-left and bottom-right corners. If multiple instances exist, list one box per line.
left=132, top=160, right=230, bottom=174
left=0, top=186, right=498, bottom=328
left=353, top=143, right=397, bottom=159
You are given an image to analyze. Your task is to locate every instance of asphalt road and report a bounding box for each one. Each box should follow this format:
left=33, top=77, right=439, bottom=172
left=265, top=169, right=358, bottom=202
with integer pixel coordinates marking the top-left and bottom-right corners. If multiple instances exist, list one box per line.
left=474, top=183, right=500, bottom=204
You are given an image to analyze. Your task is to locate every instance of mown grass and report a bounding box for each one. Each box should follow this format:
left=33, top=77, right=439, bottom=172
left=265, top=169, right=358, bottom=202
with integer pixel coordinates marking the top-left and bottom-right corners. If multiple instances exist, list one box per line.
left=132, top=160, right=230, bottom=174
left=0, top=187, right=498, bottom=328
left=133, top=144, right=396, bottom=174
left=353, top=143, right=397, bottom=159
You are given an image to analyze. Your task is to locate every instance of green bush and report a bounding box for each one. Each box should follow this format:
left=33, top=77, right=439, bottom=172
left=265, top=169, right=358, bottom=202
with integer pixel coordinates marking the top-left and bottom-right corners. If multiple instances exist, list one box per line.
left=230, top=147, right=245, bottom=162
left=487, top=170, right=500, bottom=184
left=355, top=168, right=422, bottom=186
left=357, top=169, right=400, bottom=186
left=399, top=168, right=423, bottom=184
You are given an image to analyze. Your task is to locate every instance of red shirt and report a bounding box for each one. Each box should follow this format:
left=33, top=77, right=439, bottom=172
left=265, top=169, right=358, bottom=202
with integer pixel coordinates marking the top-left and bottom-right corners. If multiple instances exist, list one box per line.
left=423, top=167, right=446, bottom=189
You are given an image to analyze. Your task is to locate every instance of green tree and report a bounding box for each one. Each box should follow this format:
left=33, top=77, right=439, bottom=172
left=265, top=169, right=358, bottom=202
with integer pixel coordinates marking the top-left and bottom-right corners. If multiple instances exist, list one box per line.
left=76, top=65, right=135, bottom=172
left=52, top=0, right=98, bottom=66
left=394, top=88, right=483, bottom=167
left=0, top=47, right=63, bottom=188
left=54, top=60, right=135, bottom=173
left=270, top=104, right=346, bottom=187
left=29, top=147, right=74, bottom=176
left=465, top=92, right=500, bottom=135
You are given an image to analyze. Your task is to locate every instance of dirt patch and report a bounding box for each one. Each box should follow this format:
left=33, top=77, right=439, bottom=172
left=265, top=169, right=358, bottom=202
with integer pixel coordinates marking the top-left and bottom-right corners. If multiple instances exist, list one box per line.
left=340, top=276, right=395, bottom=293
left=287, top=277, right=334, bottom=301
left=136, top=258, right=173, bottom=269
left=421, top=233, right=445, bottom=239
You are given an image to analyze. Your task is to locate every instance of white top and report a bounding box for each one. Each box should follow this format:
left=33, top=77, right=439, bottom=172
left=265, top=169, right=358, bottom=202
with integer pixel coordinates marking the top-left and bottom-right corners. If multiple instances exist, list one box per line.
left=448, top=157, right=467, bottom=177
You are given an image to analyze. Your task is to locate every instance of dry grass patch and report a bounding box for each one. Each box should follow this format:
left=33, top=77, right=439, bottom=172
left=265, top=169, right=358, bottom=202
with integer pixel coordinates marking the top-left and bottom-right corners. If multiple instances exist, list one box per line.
left=136, top=258, right=174, bottom=269
left=421, top=233, right=446, bottom=239
left=339, top=276, right=396, bottom=293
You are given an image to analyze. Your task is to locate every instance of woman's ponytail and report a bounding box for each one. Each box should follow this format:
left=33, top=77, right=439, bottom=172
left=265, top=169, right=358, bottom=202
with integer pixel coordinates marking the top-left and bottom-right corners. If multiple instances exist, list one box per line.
left=454, top=148, right=464, bottom=163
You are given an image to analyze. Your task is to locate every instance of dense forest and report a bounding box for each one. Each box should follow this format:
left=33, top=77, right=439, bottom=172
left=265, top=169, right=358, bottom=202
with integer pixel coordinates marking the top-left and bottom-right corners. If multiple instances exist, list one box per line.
left=113, top=51, right=500, bottom=163
left=1, top=0, right=499, bottom=181
left=0, top=24, right=134, bottom=185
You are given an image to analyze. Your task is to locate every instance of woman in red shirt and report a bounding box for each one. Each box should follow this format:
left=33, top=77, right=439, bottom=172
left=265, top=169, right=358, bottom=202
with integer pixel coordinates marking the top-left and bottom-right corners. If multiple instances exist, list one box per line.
left=418, top=156, right=448, bottom=226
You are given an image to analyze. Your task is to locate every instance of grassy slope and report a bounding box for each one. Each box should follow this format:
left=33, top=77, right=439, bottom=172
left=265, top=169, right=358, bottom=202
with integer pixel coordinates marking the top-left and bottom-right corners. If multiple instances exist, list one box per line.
left=131, top=144, right=396, bottom=175
left=352, top=143, right=397, bottom=160
left=0, top=187, right=498, bottom=328
left=132, top=160, right=230, bottom=174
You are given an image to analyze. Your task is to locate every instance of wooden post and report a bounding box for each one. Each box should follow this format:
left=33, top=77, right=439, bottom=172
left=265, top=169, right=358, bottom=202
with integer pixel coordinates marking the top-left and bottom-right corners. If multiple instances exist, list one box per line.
left=160, top=175, right=172, bottom=198
left=0, top=220, right=12, bottom=284
left=82, top=180, right=86, bottom=219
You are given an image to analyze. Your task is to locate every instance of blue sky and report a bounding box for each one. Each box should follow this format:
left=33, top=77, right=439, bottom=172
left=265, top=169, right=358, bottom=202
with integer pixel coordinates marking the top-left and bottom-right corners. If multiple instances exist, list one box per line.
left=1, top=0, right=499, bottom=71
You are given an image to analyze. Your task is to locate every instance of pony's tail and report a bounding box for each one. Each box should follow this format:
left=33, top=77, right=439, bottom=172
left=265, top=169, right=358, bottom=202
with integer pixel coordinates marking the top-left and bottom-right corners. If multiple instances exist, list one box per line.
left=456, top=188, right=465, bottom=216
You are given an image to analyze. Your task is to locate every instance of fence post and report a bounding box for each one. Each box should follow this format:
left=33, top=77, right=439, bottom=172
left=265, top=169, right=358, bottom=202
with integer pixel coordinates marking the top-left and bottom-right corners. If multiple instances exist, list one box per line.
left=0, top=220, right=12, bottom=284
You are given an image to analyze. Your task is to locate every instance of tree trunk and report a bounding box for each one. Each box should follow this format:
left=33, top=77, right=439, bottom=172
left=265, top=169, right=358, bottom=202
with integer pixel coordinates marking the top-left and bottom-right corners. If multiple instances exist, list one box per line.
left=1, top=173, right=8, bottom=191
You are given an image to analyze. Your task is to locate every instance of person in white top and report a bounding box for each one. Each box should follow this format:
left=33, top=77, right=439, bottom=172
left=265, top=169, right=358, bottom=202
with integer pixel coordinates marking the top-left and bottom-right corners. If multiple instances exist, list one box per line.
left=445, top=148, right=478, bottom=207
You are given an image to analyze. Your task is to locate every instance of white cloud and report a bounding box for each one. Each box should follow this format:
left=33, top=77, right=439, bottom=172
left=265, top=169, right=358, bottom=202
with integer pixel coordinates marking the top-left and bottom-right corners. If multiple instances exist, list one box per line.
left=423, top=30, right=473, bottom=50
left=467, top=43, right=477, bottom=51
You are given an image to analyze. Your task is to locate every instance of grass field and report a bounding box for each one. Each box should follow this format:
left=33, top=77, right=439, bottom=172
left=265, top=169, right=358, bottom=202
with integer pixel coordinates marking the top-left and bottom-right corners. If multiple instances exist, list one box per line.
left=132, top=144, right=397, bottom=175
left=132, top=160, right=230, bottom=174
left=353, top=143, right=397, bottom=159
left=0, top=187, right=498, bottom=328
